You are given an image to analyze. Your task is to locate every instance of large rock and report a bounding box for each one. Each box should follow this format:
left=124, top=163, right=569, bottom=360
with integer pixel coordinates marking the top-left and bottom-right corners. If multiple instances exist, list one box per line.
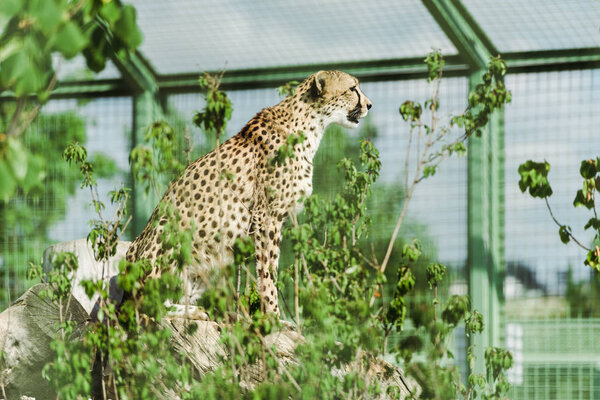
left=0, top=284, right=88, bottom=399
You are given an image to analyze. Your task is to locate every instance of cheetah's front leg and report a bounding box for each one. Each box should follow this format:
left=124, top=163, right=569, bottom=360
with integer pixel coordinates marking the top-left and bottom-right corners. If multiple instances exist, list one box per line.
left=253, top=218, right=283, bottom=316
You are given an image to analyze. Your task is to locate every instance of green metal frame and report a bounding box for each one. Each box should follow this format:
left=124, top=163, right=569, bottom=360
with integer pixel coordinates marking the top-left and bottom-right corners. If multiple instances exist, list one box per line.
left=424, top=0, right=504, bottom=375
left=111, top=51, right=165, bottom=234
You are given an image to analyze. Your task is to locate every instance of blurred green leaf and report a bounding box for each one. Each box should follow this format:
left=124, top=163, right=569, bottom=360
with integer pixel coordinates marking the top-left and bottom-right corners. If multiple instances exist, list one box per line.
left=0, top=158, right=17, bottom=201
left=30, top=0, right=62, bottom=34
left=20, top=153, right=45, bottom=194
left=6, top=137, right=28, bottom=181
left=580, top=159, right=597, bottom=179
left=113, top=5, right=142, bottom=49
left=53, top=21, right=89, bottom=59
left=573, top=189, right=594, bottom=209
left=100, top=2, right=122, bottom=24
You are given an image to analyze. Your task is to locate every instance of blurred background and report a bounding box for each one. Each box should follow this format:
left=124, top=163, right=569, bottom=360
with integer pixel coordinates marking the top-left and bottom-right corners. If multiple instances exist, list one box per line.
left=1, top=1, right=600, bottom=398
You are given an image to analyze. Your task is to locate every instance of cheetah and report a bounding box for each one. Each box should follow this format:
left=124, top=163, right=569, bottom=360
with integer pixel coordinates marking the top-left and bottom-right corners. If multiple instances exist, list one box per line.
left=125, top=70, right=372, bottom=316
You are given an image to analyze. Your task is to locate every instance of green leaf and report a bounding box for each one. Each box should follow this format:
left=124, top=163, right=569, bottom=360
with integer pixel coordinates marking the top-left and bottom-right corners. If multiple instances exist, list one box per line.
left=399, top=101, right=422, bottom=121
left=0, top=0, right=20, bottom=32
left=0, top=0, right=20, bottom=17
left=0, top=50, right=28, bottom=89
left=558, top=225, right=571, bottom=244
left=53, top=21, right=88, bottom=59
left=573, top=189, right=594, bottom=209
left=20, top=153, right=45, bottom=194
left=6, top=138, right=28, bottom=181
left=113, top=5, right=143, bottom=49
left=518, top=160, right=553, bottom=198
left=99, top=1, right=122, bottom=24
left=30, top=0, right=62, bottom=34
left=423, top=165, right=437, bottom=178
left=426, top=262, right=446, bottom=288
left=0, top=158, right=17, bottom=202
left=580, top=159, right=597, bottom=179
left=584, top=218, right=600, bottom=231
left=585, top=247, right=600, bottom=272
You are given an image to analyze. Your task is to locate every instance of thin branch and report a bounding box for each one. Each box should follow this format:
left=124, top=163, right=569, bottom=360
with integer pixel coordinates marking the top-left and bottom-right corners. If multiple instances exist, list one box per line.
left=294, top=259, right=301, bottom=333
left=7, top=70, right=59, bottom=138
left=6, top=98, right=25, bottom=137
left=405, top=124, right=414, bottom=192
left=545, top=198, right=591, bottom=251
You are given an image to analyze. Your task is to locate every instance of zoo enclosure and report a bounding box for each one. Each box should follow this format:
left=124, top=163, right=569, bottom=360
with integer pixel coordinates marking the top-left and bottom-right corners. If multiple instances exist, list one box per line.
left=2, top=1, right=600, bottom=399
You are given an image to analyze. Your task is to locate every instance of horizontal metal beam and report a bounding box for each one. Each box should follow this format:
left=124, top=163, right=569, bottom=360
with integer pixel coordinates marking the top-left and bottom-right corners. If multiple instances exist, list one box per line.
left=51, top=79, right=130, bottom=98
left=157, top=56, right=469, bottom=93
left=0, top=79, right=131, bottom=101
left=4, top=48, right=600, bottom=100
left=504, top=48, right=600, bottom=73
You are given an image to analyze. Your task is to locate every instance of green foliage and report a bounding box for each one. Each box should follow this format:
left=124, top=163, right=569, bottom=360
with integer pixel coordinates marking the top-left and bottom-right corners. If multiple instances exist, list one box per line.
left=452, top=56, right=511, bottom=138
left=277, top=80, right=300, bottom=98
left=519, top=157, right=600, bottom=273
left=426, top=262, right=446, bottom=289
left=130, top=120, right=188, bottom=196
left=424, top=50, right=445, bottom=83
left=518, top=160, right=553, bottom=198
left=195, top=72, right=233, bottom=136
left=0, top=0, right=142, bottom=96
left=399, top=100, right=423, bottom=122
left=0, top=0, right=142, bottom=203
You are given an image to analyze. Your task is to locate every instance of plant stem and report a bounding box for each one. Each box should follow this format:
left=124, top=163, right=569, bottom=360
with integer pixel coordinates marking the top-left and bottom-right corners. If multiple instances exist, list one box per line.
left=545, top=198, right=591, bottom=251
left=294, top=259, right=300, bottom=333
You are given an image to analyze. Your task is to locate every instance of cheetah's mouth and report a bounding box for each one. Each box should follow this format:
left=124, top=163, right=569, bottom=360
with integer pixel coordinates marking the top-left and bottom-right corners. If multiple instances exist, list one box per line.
left=347, top=107, right=363, bottom=125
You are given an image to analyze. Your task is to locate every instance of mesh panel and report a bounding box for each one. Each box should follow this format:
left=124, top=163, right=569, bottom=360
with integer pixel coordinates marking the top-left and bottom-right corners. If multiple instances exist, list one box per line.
left=131, top=0, right=457, bottom=74
left=463, top=0, right=600, bottom=52
left=504, top=69, right=600, bottom=399
left=0, top=97, right=132, bottom=307
left=54, top=55, right=122, bottom=81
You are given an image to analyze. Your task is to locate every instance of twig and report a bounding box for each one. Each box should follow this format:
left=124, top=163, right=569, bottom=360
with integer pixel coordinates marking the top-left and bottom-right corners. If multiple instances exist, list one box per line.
left=376, top=70, right=444, bottom=283
left=405, top=124, right=414, bottom=192
left=294, top=259, right=301, bottom=333
left=545, top=198, right=591, bottom=251
left=7, top=70, right=59, bottom=138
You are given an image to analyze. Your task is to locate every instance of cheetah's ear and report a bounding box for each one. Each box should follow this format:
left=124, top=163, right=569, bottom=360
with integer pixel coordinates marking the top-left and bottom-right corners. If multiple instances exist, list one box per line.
left=312, top=70, right=327, bottom=96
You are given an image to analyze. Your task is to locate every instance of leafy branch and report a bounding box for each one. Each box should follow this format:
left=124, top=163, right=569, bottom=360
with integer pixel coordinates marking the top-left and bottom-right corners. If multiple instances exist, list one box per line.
left=518, top=158, right=600, bottom=271
left=377, top=51, right=511, bottom=287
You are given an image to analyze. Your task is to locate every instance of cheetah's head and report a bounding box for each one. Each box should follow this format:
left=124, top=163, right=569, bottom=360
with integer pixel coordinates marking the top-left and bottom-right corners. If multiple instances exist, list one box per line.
left=306, top=70, right=372, bottom=129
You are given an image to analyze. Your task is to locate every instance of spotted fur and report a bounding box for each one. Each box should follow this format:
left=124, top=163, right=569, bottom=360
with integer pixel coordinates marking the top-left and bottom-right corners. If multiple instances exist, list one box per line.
left=126, top=70, right=372, bottom=315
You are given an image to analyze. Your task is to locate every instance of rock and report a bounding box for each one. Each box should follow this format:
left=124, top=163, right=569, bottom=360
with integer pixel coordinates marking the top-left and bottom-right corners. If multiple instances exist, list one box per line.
left=0, top=283, right=88, bottom=399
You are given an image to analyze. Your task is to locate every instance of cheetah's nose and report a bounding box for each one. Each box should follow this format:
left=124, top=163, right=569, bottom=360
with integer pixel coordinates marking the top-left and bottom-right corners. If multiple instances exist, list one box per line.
left=367, top=103, right=372, bottom=110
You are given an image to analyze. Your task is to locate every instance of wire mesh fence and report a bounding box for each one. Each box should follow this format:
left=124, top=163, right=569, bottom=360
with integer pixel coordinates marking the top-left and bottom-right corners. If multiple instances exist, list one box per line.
left=0, top=97, right=132, bottom=308
left=504, top=69, right=600, bottom=399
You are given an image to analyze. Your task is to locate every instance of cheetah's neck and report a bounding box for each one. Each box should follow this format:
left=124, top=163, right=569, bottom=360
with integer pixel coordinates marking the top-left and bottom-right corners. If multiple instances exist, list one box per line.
left=273, top=97, right=328, bottom=161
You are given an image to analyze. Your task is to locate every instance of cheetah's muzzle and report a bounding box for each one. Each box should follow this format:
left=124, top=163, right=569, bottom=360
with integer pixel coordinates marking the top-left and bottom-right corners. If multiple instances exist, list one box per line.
left=347, top=105, right=363, bottom=124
